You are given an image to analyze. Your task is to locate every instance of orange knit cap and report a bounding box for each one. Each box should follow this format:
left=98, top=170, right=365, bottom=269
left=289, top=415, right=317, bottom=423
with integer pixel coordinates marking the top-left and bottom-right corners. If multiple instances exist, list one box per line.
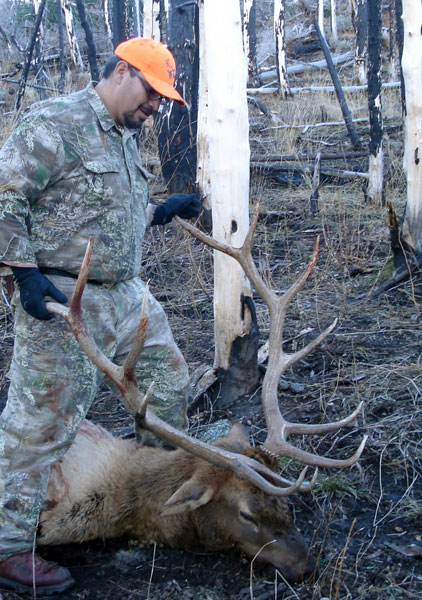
left=114, top=37, right=185, bottom=106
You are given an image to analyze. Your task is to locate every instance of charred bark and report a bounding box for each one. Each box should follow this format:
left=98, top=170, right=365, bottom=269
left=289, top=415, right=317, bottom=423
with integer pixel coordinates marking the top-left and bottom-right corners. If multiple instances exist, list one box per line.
left=156, top=0, right=199, bottom=192
left=274, top=0, right=290, bottom=97
left=394, top=0, right=405, bottom=113
left=214, top=296, right=260, bottom=408
left=355, top=0, right=367, bottom=83
left=75, top=0, right=99, bottom=81
left=15, top=0, right=47, bottom=111
left=112, top=0, right=129, bottom=47
left=243, top=0, right=259, bottom=87
left=367, top=0, right=384, bottom=204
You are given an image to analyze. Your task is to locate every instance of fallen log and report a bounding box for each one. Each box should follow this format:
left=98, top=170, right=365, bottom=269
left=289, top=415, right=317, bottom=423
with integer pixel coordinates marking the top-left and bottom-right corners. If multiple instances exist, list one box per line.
left=259, top=50, right=354, bottom=82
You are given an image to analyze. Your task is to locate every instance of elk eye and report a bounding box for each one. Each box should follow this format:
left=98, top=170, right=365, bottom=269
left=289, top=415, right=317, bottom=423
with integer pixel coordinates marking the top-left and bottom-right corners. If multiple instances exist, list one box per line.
left=240, top=511, right=258, bottom=527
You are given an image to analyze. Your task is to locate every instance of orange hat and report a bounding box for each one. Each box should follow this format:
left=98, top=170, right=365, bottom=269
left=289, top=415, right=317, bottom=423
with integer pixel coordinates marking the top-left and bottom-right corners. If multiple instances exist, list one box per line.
left=114, top=37, right=185, bottom=106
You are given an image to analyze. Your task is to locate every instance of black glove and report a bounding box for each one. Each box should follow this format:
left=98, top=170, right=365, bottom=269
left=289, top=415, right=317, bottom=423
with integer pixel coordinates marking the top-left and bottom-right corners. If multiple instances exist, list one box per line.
left=11, top=267, right=68, bottom=321
left=151, top=193, right=201, bottom=226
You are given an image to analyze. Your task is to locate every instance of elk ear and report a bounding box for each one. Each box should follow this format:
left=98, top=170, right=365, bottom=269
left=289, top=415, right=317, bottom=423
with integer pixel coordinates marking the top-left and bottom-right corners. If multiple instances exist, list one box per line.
left=215, top=422, right=250, bottom=453
left=161, top=475, right=215, bottom=516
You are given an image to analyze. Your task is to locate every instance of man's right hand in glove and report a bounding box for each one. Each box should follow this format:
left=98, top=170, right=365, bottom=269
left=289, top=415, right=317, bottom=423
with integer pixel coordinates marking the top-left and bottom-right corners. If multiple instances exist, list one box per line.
left=11, top=267, right=68, bottom=321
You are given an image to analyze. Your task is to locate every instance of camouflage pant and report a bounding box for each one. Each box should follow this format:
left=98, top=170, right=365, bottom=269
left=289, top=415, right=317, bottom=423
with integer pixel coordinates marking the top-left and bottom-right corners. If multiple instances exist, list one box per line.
left=0, top=274, right=189, bottom=557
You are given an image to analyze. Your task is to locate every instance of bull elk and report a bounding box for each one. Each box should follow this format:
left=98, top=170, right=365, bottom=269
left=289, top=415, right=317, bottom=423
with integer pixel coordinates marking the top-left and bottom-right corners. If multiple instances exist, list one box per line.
left=42, top=209, right=366, bottom=583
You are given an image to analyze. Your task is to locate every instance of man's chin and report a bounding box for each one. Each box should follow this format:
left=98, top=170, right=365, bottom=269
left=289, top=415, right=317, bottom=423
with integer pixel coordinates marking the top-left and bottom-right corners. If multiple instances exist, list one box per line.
left=123, top=112, right=150, bottom=129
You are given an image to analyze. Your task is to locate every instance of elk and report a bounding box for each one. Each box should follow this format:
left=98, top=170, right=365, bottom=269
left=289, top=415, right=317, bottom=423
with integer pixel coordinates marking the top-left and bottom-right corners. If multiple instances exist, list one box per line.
left=41, top=209, right=366, bottom=583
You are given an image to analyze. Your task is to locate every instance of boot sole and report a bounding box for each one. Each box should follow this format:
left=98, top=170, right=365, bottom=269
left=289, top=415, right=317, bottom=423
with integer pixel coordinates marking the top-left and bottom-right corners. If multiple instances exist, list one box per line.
left=0, top=574, right=75, bottom=594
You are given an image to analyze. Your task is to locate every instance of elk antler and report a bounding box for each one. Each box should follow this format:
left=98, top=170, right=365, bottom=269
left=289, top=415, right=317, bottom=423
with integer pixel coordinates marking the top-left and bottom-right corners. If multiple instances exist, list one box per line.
left=45, top=238, right=316, bottom=497
left=175, top=206, right=367, bottom=469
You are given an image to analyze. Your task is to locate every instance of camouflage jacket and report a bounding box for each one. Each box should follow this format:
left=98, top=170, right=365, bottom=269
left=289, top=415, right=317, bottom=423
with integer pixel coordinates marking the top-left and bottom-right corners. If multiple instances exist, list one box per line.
left=0, top=83, right=150, bottom=283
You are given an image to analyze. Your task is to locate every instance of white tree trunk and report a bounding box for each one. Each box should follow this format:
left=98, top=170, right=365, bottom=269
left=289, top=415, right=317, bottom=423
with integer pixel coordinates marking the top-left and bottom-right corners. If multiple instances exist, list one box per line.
left=103, top=0, right=113, bottom=43
left=61, top=0, right=84, bottom=69
left=368, top=147, right=384, bottom=204
left=203, top=0, right=252, bottom=371
left=196, top=1, right=211, bottom=209
left=318, top=0, right=326, bottom=41
left=401, top=0, right=422, bottom=252
left=143, top=0, right=161, bottom=40
left=274, top=0, right=290, bottom=97
left=330, top=0, right=338, bottom=43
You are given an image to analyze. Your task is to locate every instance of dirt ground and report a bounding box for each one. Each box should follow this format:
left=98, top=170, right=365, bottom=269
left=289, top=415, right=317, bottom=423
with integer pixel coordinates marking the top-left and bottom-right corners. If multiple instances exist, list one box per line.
left=1, top=12, right=422, bottom=600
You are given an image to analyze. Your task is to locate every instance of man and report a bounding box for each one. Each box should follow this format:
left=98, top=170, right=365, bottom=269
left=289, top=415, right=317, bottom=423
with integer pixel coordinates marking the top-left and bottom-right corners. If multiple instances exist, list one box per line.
left=0, top=38, right=200, bottom=594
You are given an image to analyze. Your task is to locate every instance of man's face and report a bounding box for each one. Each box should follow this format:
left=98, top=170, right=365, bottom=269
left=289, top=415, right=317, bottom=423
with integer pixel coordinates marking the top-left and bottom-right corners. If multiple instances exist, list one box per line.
left=116, top=67, right=162, bottom=129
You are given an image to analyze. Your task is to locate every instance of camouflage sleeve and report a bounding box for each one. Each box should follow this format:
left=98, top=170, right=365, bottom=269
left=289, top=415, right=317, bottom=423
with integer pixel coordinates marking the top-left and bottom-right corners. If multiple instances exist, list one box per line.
left=0, top=115, right=63, bottom=265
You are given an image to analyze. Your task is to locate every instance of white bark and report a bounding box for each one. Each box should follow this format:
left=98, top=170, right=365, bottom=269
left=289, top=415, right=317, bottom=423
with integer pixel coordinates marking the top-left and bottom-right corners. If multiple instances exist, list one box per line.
left=203, top=0, right=252, bottom=370
left=330, top=0, right=338, bottom=43
left=61, top=0, right=84, bottom=69
left=368, top=146, right=384, bottom=204
left=143, top=0, right=161, bottom=40
left=401, top=0, right=422, bottom=252
left=196, top=1, right=211, bottom=209
left=318, top=0, right=325, bottom=41
left=103, top=0, right=113, bottom=42
left=273, top=0, right=289, bottom=97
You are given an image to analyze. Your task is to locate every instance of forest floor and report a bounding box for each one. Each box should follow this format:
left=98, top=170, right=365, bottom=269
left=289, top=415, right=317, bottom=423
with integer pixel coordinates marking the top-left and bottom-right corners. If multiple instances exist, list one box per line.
left=0, top=17, right=422, bottom=600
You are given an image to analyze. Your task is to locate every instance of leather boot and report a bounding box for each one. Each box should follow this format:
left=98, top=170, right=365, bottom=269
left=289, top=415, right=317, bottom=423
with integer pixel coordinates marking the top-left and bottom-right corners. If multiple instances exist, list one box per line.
left=0, top=551, right=74, bottom=594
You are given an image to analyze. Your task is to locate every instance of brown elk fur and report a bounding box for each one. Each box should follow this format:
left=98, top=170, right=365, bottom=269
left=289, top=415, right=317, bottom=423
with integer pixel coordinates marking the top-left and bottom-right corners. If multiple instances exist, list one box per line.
left=38, top=420, right=315, bottom=583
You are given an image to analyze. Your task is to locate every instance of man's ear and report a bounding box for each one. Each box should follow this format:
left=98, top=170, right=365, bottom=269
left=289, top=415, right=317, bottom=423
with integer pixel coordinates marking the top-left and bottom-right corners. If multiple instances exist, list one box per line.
left=113, top=60, right=129, bottom=83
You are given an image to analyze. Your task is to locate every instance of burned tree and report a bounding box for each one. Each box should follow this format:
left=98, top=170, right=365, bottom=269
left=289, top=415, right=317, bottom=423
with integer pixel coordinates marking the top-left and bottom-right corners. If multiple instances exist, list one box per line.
left=367, top=0, right=384, bottom=204
left=15, top=0, right=47, bottom=111
left=274, top=0, right=290, bottom=97
left=156, top=0, right=199, bottom=192
left=401, top=0, right=422, bottom=254
left=112, top=0, right=129, bottom=47
left=354, top=0, right=368, bottom=84
left=75, top=0, right=99, bottom=81
left=243, top=0, right=259, bottom=87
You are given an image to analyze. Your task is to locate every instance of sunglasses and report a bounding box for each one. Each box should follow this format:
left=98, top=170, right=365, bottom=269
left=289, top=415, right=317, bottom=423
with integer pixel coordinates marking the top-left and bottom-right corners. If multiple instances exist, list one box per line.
left=130, top=67, right=163, bottom=102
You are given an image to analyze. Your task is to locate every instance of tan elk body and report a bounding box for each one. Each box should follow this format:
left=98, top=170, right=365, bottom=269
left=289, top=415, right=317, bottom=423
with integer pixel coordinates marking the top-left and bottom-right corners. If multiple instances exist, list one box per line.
left=39, top=419, right=314, bottom=583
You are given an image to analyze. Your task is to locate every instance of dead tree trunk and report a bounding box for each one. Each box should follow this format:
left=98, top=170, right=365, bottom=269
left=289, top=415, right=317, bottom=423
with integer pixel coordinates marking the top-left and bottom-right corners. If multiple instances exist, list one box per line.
left=367, top=0, right=384, bottom=204
left=112, top=0, right=129, bottom=47
left=274, top=0, right=290, bottom=97
left=318, top=0, right=326, bottom=41
left=32, top=0, right=47, bottom=100
left=354, top=0, right=367, bottom=84
left=15, top=0, right=47, bottom=111
left=133, top=0, right=142, bottom=36
left=61, top=0, right=84, bottom=69
left=394, top=0, right=405, bottom=113
left=57, top=0, right=66, bottom=93
left=243, top=0, right=259, bottom=87
left=143, top=0, right=161, bottom=40
left=330, top=0, right=338, bottom=44
left=103, top=0, right=113, bottom=44
left=401, top=0, right=422, bottom=253
left=203, top=0, right=259, bottom=405
left=314, top=18, right=363, bottom=149
left=156, top=0, right=199, bottom=192
left=75, top=0, right=99, bottom=81
left=196, top=0, right=211, bottom=211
